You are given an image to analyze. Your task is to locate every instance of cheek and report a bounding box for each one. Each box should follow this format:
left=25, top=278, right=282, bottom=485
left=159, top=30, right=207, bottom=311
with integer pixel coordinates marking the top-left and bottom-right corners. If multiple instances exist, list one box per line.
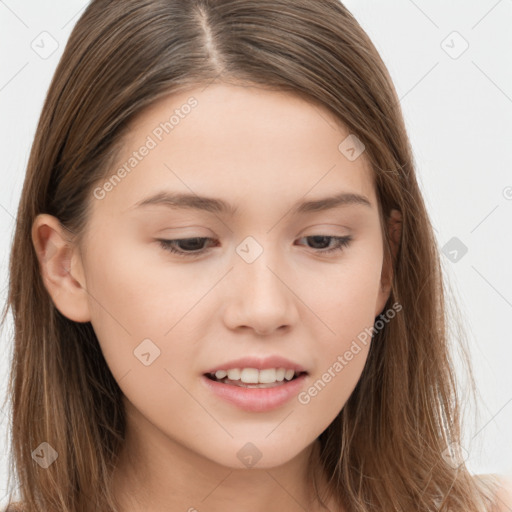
left=296, top=340, right=370, bottom=439
left=296, top=243, right=383, bottom=419
left=82, top=239, right=194, bottom=379
left=305, top=238, right=383, bottom=339
left=82, top=235, right=223, bottom=405
left=84, top=234, right=201, bottom=326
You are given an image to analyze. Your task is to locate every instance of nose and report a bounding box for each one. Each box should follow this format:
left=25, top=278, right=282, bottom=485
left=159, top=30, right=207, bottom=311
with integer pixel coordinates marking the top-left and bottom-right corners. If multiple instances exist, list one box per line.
left=222, top=249, right=299, bottom=336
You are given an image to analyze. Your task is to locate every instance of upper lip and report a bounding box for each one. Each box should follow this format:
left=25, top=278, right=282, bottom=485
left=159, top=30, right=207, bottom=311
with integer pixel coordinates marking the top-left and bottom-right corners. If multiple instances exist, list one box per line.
left=204, top=355, right=308, bottom=375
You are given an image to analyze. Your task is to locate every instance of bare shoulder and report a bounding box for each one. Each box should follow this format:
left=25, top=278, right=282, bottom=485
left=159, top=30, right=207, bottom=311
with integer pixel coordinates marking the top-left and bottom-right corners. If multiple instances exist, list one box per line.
left=475, top=473, right=512, bottom=511
left=495, top=475, right=512, bottom=511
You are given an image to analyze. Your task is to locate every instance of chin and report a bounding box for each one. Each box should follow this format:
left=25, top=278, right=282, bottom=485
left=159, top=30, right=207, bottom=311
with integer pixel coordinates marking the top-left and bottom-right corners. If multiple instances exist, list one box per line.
left=197, top=437, right=315, bottom=470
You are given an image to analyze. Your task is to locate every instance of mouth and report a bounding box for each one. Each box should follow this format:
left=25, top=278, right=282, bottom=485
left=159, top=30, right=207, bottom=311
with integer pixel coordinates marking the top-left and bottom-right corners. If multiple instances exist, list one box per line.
left=204, top=368, right=308, bottom=388
left=201, top=367, right=309, bottom=412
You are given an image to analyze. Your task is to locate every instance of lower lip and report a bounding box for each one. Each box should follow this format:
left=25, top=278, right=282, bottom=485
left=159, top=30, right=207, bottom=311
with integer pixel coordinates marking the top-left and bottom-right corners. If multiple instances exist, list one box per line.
left=201, top=374, right=308, bottom=412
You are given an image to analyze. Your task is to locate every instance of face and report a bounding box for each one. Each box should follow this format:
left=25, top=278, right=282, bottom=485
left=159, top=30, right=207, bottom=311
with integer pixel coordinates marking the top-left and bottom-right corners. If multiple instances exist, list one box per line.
left=37, top=83, right=395, bottom=469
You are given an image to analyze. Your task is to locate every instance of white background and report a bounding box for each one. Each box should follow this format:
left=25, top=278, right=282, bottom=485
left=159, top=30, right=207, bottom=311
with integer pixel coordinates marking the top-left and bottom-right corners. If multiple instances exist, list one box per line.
left=1, top=0, right=511, bottom=505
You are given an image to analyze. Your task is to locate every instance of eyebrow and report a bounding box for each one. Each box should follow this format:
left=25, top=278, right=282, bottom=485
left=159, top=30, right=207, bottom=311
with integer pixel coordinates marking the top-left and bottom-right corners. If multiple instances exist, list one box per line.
left=131, top=191, right=372, bottom=216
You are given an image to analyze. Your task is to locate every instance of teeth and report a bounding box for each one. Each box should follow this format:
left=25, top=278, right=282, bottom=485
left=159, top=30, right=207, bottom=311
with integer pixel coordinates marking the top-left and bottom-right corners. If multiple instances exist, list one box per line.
left=284, top=369, right=295, bottom=381
left=211, top=367, right=301, bottom=384
left=240, top=368, right=259, bottom=383
left=227, top=368, right=241, bottom=380
left=258, top=368, right=277, bottom=384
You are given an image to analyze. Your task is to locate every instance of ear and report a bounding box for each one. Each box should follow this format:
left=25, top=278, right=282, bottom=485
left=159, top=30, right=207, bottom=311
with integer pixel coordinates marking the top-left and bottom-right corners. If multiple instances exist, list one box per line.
left=31, top=213, right=91, bottom=323
left=374, top=208, right=402, bottom=317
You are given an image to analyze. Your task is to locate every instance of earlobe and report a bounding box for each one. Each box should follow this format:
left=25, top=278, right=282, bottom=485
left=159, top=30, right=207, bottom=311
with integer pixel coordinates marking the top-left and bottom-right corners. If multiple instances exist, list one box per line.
left=31, top=214, right=91, bottom=323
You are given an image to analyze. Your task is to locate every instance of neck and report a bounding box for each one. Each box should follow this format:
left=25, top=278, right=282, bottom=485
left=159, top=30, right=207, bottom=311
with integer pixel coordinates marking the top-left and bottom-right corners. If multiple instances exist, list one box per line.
left=111, top=401, right=336, bottom=512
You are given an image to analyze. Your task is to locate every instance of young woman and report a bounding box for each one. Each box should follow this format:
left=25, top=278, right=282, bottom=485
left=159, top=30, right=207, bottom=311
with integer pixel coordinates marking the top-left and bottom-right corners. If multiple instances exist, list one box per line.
left=2, top=0, right=511, bottom=511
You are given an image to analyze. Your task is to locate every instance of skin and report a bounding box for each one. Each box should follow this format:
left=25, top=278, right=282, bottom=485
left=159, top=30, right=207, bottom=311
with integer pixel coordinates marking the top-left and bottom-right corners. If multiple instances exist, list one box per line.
left=32, top=83, right=403, bottom=512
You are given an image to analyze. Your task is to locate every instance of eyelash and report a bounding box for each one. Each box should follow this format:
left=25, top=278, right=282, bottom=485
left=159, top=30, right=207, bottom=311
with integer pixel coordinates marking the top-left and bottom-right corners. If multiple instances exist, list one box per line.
left=156, top=235, right=353, bottom=258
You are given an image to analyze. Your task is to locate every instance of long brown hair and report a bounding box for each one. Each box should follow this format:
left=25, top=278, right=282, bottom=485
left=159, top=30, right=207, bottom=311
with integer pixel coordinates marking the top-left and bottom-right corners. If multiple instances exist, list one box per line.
left=1, top=0, right=503, bottom=510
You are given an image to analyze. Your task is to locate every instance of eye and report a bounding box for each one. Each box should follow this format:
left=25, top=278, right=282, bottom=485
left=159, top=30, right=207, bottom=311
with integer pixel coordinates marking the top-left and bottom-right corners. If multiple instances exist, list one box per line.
left=295, top=235, right=353, bottom=254
left=157, top=237, right=215, bottom=258
left=156, top=235, right=353, bottom=258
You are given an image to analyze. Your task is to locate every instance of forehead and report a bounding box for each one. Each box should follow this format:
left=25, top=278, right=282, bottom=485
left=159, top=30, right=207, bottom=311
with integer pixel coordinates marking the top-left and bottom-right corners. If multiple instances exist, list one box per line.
left=91, top=83, right=377, bottom=219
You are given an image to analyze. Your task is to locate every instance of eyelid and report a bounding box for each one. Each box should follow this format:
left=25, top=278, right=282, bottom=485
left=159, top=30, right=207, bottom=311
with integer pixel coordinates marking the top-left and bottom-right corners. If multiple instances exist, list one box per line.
left=156, top=234, right=353, bottom=258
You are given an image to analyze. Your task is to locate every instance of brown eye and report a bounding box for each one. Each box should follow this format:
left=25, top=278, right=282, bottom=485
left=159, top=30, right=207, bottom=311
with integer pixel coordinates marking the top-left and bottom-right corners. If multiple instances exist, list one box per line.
left=157, top=237, right=215, bottom=257
left=296, top=235, right=352, bottom=255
